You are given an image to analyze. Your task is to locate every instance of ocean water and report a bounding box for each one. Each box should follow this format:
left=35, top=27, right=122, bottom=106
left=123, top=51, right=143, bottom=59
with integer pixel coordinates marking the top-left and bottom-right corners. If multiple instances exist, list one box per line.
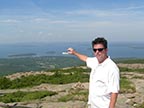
left=0, top=42, right=144, bottom=59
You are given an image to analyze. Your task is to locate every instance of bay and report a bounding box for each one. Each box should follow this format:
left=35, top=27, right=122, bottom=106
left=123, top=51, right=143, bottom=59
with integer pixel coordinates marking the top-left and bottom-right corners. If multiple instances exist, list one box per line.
left=0, top=42, right=144, bottom=59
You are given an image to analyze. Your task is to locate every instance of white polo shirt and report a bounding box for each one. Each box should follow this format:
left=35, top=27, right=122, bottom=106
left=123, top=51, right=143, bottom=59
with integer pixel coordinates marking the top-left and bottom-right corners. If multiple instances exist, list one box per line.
left=86, top=57, right=120, bottom=108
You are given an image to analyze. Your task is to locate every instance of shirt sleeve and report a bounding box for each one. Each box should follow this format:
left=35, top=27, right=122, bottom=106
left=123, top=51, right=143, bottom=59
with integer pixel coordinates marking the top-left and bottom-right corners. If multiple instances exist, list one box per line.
left=108, top=66, right=120, bottom=93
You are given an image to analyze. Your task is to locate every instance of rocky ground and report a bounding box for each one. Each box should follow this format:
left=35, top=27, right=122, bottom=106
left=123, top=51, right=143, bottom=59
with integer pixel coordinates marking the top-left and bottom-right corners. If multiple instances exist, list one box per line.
left=0, top=63, right=144, bottom=108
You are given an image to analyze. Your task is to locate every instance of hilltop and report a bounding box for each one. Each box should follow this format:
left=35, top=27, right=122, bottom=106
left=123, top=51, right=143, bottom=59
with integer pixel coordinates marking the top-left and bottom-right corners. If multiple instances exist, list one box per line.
left=0, top=63, right=144, bottom=108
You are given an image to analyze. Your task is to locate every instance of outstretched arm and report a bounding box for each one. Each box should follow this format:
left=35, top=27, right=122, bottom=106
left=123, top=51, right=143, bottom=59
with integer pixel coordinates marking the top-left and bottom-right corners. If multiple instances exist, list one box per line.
left=67, top=48, right=88, bottom=62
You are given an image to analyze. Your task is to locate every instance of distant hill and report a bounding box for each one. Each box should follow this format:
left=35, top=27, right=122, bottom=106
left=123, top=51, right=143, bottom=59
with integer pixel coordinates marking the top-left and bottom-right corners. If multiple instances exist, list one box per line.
left=1, top=56, right=144, bottom=76
left=0, top=56, right=84, bottom=76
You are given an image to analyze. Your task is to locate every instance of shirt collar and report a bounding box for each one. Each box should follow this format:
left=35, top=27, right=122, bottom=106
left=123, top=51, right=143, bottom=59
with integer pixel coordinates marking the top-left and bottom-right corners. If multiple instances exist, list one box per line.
left=98, top=56, right=110, bottom=67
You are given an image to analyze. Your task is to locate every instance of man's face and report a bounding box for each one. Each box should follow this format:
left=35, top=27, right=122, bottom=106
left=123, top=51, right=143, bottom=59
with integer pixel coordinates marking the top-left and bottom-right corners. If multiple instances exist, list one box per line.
left=93, top=44, right=108, bottom=63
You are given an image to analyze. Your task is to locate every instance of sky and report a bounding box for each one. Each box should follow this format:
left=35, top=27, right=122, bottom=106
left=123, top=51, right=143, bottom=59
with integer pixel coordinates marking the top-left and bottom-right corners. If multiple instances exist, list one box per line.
left=0, top=0, right=144, bottom=43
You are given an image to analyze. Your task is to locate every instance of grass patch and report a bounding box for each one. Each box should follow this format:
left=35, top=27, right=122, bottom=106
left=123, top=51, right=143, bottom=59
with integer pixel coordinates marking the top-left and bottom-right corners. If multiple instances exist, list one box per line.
left=58, top=89, right=88, bottom=102
left=0, top=67, right=89, bottom=89
left=136, top=102, right=144, bottom=108
left=132, top=75, right=144, bottom=79
left=0, top=91, right=57, bottom=103
left=120, top=76, right=136, bottom=93
left=119, top=67, right=144, bottom=73
left=50, top=67, right=90, bottom=73
left=119, top=67, right=133, bottom=72
left=114, top=58, right=144, bottom=64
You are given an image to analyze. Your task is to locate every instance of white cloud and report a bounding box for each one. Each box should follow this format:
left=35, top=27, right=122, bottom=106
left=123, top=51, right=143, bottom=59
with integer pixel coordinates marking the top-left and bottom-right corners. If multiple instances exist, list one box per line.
left=0, top=19, right=20, bottom=23
left=66, top=9, right=125, bottom=16
left=32, top=18, right=73, bottom=24
left=0, top=2, right=144, bottom=43
left=115, top=5, right=144, bottom=10
left=64, top=4, right=144, bottom=18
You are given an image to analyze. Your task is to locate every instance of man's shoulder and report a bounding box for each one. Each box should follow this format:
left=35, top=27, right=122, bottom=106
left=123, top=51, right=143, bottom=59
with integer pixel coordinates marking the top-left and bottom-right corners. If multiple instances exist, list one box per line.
left=87, top=57, right=97, bottom=62
left=86, top=57, right=98, bottom=68
left=106, top=58, right=119, bottom=68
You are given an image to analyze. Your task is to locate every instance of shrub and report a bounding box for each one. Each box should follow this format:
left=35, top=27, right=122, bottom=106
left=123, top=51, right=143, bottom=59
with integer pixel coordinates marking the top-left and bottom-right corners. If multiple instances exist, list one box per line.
left=0, top=77, right=12, bottom=89
left=0, top=91, right=57, bottom=103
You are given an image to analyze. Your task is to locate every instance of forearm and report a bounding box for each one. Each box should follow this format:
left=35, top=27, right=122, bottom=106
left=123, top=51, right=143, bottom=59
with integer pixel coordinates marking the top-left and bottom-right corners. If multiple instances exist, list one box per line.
left=109, top=93, right=118, bottom=108
left=67, top=48, right=88, bottom=62
left=73, top=51, right=88, bottom=62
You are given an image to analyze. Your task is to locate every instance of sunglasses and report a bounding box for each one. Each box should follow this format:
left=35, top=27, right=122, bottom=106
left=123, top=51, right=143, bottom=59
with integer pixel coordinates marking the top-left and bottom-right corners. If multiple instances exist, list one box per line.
left=93, top=48, right=105, bottom=52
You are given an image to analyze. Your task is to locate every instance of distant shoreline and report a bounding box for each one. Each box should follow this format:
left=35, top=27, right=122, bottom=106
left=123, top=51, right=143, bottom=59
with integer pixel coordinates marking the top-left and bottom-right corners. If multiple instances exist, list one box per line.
left=8, top=53, right=37, bottom=58
left=0, top=42, right=144, bottom=58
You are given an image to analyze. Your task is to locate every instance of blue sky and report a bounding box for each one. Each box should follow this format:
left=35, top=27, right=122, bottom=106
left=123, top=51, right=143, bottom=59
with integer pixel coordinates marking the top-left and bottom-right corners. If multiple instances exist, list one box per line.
left=0, top=0, right=144, bottom=43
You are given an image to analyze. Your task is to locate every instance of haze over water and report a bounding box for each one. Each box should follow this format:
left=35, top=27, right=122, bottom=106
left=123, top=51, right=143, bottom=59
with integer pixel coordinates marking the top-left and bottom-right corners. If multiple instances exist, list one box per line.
left=0, top=42, right=144, bottom=59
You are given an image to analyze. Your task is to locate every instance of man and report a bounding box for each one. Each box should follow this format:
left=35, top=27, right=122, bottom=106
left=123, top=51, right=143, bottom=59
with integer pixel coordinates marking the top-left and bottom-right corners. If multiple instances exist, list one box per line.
left=67, top=37, right=120, bottom=108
